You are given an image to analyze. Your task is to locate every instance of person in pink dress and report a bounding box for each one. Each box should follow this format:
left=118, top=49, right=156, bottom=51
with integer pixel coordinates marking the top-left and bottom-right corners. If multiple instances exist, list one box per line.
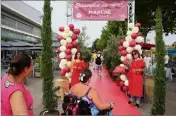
left=127, top=50, right=145, bottom=108
left=70, top=51, right=86, bottom=87
left=1, top=53, right=34, bottom=115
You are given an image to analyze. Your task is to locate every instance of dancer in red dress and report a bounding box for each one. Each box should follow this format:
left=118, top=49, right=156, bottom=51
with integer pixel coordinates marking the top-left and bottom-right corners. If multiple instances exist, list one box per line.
left=127, top=50, right=145, bottom=108
left=70, top=51, right=86, bottom=87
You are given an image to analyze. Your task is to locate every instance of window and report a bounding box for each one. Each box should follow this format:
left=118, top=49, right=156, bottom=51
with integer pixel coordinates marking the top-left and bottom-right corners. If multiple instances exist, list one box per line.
left=1, top=14, right=16, bottom=28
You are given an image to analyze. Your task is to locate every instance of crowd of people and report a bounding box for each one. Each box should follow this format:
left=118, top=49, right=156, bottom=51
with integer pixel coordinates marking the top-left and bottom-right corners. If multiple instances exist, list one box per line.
left=1, top=48, right=174, bottom=115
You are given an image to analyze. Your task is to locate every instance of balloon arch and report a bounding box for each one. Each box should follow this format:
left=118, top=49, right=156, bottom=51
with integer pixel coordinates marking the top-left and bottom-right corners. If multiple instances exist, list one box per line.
left=114, top=23, right=145, bottom=92
left=57, top=24, right=80, bottom=78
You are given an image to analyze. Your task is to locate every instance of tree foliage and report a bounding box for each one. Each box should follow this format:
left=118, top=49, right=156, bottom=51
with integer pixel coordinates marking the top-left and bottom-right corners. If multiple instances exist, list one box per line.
left=103, top=35, right=122, bottom=70
left=78, top=26, right=91, bottom=61
left=151, top=7, right=167, bottom=115
left=41, top=0, right=58, bottom=111
left=135, top=0, right=176, bottom=36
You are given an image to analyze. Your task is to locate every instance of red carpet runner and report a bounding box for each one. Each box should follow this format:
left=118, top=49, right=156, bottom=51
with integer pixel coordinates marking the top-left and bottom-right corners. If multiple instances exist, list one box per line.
left=89, top=66, right=141, bottom=116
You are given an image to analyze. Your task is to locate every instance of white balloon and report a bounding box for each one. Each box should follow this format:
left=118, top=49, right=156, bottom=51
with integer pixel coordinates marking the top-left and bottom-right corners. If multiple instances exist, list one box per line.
left=120, top=64, right=125, bottom=67
left=75, top=39, right=78, bottom=43
left=120, top=56, right=126, bottom=62
left=132, top=27, right=139, bottom=33
left=64, top=26, right=70, bottom=33
left=126, top=31, right=132, bottom=36
left=61, top=32, right=68, bottom=39
left=59, top=52, right=66, bottom=59
left=120, top=75, right=127, bottom=81
left=61, top=59, right=67, bottom=65
left=60, top=46, right=66, bottom=52
left=134, top=45, right=142, bottom=51
left=126, top=47, right=134, bottom=53
left=66, top=37, right=72, bottom=43
left=65, top=72, right=72, bottom=78
left=139, top=50, right=143, bottom=55
left=68, top=31, right=73, bottom=37
left=123, top=41, right=129, bottom=48
left=125, top=36, right=133, bottom=42
left=127, top=54, right=132, bottom=60
left=59, top=63, right=66, bottom=69
left=124, top=80, right=129, bottom=86
left=71, top=48, right=77, bottom=55
left=135, top=36, right=144, bottom=43
left=60, top=39, right=67, bottom=46
left=128, top=23, right=134, bottom=29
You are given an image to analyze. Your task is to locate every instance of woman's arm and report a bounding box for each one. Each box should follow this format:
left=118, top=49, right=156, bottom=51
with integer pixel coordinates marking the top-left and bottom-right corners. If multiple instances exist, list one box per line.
left=90, top=89, right=112, bottom=110
left=10, top=90, right=28, bottom=115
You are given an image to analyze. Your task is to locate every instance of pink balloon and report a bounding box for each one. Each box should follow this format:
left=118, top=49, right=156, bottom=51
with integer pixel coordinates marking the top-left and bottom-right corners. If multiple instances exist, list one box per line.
left=68, top=24, right=74, bottom=31
left=123, top=86, right=129, bottom=92
left=123, top=59, right=129, bottom=65
left=120, top=81, right=124, bottom=87
left=58, top=58, right=62, bottom=61
left=135, top=23, right=141, bottom=28
left=131, top=33, right=137, bottom=39
left=57, top=48, right=61, bottom=53
left=137, top=32, right=142, bottom=36
left=120, top=39, right=125, bottom=45
left=120, top=67, right=126, bottom=74
left=65, top=49, right=71, bottom=55
left=73, top=29, right=80, bottom=34
left=118, top=46, right=126, bottom=52
left=129, top=41, right=136, bottom=47
left=71, top=34, right=77, bottom=41
left=60, top=70, right=66, bottom=76
left=59, top=27, right=64, bottom=32
left=72, top=41, right=78, bottom=48
left=66, top=55, right=72, bottom=61
left=121, top=50, right=127, bottom=56
left=57, top=35, right=63, bottom=41
left=66, top=43, right=73, bottom=49
left=64, top=67, right=70, bottom=73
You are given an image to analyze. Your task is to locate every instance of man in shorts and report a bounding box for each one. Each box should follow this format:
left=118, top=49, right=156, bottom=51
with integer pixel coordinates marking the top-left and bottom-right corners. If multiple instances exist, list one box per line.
left=95, top=51, right=103, bottom=77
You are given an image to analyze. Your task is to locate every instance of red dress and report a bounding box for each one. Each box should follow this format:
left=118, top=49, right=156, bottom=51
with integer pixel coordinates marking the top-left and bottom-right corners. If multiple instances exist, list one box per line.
left=127, top=59, right=145, bottom=97
left=70, top=61, right=86, bottom=87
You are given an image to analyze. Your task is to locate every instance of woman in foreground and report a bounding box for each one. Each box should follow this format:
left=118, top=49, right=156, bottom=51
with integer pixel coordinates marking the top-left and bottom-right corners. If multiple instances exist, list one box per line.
left=1, top=54, right=34, bottom=115
left=127, top=50, right=145, bottom=108
left=70, top=69, right=114, bottom=115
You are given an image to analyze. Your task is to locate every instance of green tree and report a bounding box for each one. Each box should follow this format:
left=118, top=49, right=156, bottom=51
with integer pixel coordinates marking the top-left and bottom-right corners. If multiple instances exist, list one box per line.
left=41, top=0, right=58, bottom=112
left=135, top=0, right=176, bottom=37
left=151, top=7, right=166, bottom=115
left=78, top=26, right=91, bottom=59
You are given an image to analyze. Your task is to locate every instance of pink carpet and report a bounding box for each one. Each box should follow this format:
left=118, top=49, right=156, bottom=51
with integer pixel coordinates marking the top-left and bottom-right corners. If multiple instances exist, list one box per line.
left=89, top=66, right=141, bottom=116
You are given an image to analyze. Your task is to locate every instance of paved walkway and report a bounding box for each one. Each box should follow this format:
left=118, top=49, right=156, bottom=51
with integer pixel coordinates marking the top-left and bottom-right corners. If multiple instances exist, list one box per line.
left=89, top=66, right=140, bottom=115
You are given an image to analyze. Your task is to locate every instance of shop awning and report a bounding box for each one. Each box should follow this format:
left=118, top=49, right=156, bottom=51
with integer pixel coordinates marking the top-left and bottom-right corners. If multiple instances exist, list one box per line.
left=167, top=49, right=176, bottom=55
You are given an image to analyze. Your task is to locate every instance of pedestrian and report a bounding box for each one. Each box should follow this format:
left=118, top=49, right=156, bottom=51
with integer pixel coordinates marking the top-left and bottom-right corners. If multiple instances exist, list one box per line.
left=95, top=50, right=103, bottom=77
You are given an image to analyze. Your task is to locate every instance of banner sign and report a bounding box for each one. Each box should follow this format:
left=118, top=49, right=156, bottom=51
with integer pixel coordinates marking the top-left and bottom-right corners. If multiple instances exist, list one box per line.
left=73, top=0, right=127, bottom=21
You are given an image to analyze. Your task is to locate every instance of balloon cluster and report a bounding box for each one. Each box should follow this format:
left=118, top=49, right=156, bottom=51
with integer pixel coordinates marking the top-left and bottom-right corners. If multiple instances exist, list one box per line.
left=117, top=23, right=144, bottom=92
left=57, top=24, right=80, bottom=78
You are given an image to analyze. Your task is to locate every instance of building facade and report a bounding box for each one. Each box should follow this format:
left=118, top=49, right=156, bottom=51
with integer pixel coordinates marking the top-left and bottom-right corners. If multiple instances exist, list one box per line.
left=1, top=1, right=59, bottom=68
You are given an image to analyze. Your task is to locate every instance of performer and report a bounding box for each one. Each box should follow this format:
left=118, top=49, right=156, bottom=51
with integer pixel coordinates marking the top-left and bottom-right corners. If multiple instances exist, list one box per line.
left=70, top=51, right=86, bottom=87
left=127, top=50, right=145, bottom=108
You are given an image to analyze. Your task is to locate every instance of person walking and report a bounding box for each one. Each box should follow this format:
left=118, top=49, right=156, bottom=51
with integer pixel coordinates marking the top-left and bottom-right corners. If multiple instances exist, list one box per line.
left=95, top=51, right=103, bottom=77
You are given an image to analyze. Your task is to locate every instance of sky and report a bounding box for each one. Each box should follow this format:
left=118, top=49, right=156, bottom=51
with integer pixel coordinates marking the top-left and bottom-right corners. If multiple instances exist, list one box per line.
left=23, top=1, right=176, bottom=47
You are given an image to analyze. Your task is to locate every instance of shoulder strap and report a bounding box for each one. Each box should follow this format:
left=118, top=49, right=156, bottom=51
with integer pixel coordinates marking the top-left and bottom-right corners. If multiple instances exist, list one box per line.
left=84, top=87, right=91, bottom=96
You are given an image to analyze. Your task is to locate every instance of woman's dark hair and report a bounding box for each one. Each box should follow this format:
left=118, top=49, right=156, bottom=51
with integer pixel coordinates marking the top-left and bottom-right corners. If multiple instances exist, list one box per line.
left=74, top=51, right=82, bottom=60
left=80, top=69, right=92, bottom=83
left=132, top=50, right=140, bottom=59
left=8, top=53, right=32, bottom=76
